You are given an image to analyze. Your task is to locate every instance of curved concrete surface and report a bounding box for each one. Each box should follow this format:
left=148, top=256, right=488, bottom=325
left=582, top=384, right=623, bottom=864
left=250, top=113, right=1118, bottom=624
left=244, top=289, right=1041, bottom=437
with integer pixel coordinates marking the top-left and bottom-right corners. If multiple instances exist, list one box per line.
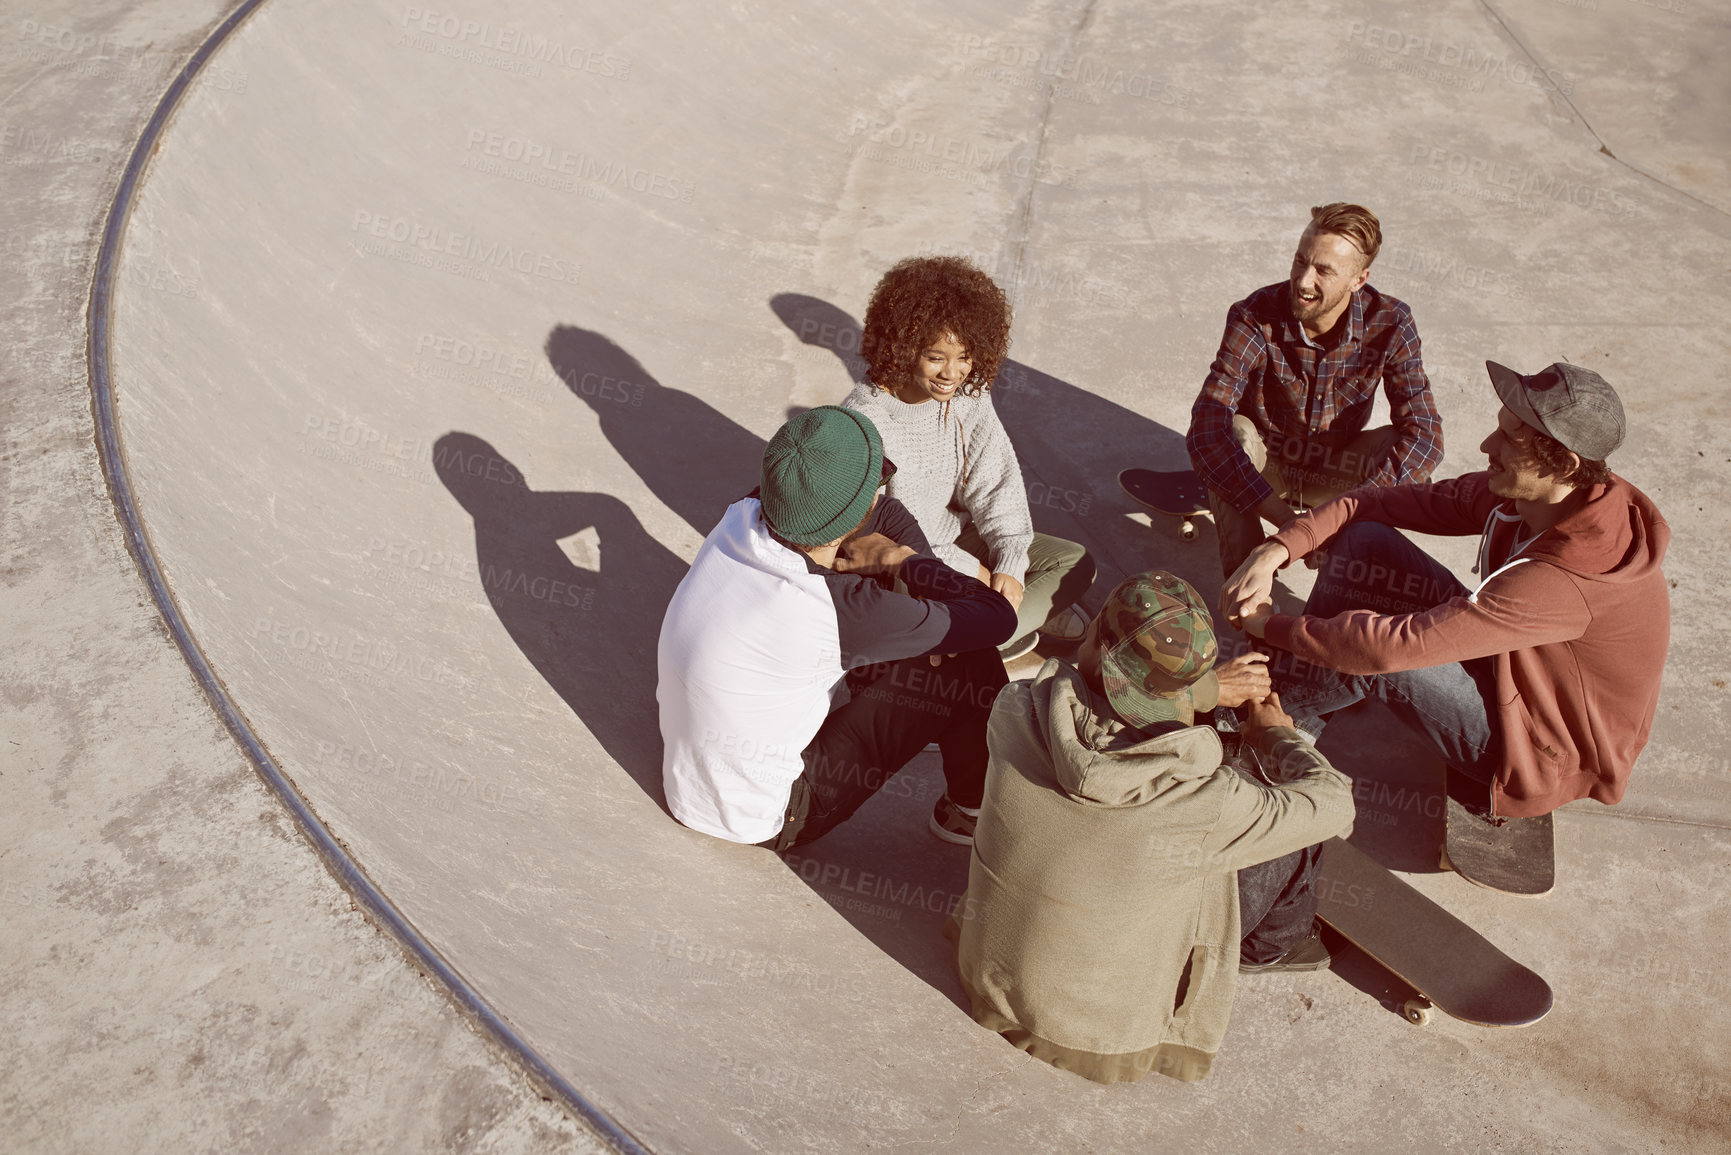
left=103, top=0, right=1729, bottom=1150
left=3, top=1, right=605, bottom=1150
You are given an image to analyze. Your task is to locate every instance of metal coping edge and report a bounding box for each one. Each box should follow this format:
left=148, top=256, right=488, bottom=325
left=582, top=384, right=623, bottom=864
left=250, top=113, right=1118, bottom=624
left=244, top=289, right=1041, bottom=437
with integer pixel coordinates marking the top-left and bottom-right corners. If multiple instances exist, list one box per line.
left=83, top=4, right=653, bottom=1152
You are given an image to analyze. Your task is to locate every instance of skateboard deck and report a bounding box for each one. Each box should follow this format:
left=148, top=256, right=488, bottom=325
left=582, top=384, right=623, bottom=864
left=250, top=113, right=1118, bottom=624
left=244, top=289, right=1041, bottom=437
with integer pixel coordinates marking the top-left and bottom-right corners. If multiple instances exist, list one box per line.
left=1314, top=836, right=1552, bottom=1028
left=1442, top=795, right=1556, bottom=897
left=1119, top=468, right=1209, bottom=540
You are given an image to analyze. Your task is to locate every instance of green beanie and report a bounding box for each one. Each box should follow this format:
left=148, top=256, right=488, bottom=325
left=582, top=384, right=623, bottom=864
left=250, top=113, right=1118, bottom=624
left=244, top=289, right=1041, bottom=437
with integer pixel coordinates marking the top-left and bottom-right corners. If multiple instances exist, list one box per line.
left=760, top=406, right=884, bottom=546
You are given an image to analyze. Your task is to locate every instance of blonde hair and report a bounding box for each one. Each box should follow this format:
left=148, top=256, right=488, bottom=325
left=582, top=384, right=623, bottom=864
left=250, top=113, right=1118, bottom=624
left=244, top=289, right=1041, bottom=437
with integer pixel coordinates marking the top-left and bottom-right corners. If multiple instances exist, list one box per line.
left=1308, top=203, right=1382, bottom=267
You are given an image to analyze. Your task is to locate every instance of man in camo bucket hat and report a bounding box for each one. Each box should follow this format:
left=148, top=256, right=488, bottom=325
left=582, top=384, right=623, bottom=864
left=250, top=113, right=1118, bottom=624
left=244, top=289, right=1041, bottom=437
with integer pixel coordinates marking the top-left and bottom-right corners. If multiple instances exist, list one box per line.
left=944, top=571, right=1355, bottom=1084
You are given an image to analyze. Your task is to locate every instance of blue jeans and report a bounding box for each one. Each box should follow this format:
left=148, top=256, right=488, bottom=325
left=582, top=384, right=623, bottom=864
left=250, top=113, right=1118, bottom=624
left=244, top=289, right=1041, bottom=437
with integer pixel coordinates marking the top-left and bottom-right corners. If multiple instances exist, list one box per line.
left=1271, top=522, right=1500, bottom=793
left=1238, top=844, right=1324, bottom=965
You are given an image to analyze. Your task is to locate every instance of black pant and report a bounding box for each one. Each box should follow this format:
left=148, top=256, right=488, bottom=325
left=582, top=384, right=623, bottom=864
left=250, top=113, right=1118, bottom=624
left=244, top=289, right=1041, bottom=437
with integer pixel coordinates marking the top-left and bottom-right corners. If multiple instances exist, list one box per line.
left=759, top=649, right=1008, bottom=852
left=1237, top=843, right=1324, bottom=965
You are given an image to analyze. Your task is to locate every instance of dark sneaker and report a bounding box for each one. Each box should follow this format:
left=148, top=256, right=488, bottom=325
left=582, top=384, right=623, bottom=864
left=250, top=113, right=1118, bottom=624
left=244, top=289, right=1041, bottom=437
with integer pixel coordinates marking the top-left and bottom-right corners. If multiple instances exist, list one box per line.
left=929, top=795, right=981, bottom=845
left=1239, top=928, right=1332, bottom=974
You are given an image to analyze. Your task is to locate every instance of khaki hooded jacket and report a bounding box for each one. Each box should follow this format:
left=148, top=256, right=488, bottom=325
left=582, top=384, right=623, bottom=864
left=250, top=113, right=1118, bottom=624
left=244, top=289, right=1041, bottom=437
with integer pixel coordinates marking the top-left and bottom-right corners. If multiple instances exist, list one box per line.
left=947, top=659, right=1354, bottom=1084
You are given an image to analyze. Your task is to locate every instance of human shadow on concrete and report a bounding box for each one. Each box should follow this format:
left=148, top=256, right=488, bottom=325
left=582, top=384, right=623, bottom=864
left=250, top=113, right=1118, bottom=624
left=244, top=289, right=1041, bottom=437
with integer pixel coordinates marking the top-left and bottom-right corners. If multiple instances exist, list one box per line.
left=434, top=432, right=683, bottom=804
left=769, top=292, right=1205, bottom=608
left=545, top=324, right=760, bottom=538
left=539, top=321, right=991, bottom=1005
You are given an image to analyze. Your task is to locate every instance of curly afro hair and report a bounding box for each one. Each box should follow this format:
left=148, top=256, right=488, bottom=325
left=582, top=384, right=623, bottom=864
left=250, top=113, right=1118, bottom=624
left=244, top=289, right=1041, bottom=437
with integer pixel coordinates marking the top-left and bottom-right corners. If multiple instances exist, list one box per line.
left=861, top=255, right=1012, bottom=397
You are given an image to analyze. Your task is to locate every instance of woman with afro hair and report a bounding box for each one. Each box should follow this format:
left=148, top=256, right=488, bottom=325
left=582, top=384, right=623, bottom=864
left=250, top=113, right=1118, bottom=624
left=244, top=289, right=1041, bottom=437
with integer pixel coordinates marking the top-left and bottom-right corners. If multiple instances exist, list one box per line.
left=844, top=255, right=1094, bottom=660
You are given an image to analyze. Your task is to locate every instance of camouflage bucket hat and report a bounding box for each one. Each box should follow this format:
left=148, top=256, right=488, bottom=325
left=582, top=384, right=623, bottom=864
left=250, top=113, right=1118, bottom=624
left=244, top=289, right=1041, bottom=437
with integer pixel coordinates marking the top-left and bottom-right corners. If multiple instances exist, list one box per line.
left=1095, top=571, right=1218, bottom=728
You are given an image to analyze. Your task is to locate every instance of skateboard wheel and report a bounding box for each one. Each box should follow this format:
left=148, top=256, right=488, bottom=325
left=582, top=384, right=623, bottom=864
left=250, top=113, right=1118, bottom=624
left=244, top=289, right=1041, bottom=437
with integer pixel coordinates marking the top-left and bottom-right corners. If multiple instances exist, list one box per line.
left=1403, top=999, right=1434, bottom=1026
left=1179, top=519, right=1197, bottom=541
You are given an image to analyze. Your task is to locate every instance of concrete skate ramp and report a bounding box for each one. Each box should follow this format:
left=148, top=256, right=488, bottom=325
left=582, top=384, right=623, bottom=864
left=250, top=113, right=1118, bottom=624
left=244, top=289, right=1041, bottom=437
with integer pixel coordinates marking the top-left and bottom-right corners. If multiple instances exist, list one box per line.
left=109, top=0, right=1731, bottom=1149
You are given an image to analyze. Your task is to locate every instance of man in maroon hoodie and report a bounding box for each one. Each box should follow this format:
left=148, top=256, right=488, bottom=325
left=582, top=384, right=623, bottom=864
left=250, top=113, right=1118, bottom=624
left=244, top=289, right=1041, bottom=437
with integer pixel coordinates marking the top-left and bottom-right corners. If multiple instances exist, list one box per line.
left=1220, top=361, right=1669, bottom=819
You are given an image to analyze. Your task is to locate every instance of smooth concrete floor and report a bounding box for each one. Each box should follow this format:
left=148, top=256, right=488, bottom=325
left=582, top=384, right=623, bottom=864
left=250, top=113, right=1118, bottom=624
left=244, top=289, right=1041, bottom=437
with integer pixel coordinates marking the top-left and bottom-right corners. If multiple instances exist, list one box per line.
left=5, top=0, right=1730, bottom=1151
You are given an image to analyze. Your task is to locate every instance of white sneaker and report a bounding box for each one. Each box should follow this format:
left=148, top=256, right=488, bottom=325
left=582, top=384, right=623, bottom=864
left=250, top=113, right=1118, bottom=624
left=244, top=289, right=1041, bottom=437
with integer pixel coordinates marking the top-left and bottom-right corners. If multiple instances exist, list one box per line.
left=1038, top=605, right=1089, bottom=642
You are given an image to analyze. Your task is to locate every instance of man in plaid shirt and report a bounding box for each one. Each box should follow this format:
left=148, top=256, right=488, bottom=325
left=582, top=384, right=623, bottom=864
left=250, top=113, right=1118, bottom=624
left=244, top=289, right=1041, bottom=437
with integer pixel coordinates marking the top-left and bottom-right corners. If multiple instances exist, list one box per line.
left=1186, top=203, right=1444, bottom=579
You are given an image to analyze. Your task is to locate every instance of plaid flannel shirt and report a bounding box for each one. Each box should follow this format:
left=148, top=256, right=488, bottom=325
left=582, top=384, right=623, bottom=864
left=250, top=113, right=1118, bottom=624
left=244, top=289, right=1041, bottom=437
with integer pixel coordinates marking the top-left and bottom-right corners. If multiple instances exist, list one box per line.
left=1186, top=282, right=1443, bottom=514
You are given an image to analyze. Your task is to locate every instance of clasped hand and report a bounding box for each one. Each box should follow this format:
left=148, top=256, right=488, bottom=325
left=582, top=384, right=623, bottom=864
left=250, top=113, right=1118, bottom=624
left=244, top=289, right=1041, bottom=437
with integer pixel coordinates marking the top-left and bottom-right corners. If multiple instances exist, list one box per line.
left=1218, top=540, right=1288, bottom=638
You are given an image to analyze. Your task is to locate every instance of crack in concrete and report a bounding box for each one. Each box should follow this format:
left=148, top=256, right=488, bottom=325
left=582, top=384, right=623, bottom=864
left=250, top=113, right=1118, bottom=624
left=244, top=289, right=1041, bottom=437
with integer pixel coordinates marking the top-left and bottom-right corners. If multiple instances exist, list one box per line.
left=1566, top=808, right=1731, bottom=832
left=1478, top=0, right=1731, bottom=220
left=1003, top=0, right=1101, bottom=286
left=993, top=1, right=1165, bottom=591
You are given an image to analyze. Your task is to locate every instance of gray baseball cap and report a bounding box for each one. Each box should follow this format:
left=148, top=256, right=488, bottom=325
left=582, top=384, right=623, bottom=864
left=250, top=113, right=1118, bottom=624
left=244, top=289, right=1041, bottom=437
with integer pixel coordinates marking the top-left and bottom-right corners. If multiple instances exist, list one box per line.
left=1486, top=361, right=1625, bottom=462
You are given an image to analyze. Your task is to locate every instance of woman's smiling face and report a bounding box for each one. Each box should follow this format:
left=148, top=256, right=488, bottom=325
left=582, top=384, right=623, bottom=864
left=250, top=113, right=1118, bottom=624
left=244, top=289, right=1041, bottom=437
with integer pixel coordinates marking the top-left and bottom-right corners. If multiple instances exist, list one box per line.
left=897, top=330, right=971, bottom=404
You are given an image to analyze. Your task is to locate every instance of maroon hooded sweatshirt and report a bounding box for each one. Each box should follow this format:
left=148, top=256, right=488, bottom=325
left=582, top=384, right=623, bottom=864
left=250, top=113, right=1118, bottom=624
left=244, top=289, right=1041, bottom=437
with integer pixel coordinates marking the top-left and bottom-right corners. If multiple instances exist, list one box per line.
left=1264, top=471, right=1670, bottom=817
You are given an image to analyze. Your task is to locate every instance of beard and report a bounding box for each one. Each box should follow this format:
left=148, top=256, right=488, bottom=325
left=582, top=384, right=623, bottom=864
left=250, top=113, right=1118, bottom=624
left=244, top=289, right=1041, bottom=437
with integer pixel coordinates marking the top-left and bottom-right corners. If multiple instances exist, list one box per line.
left=1289, top=282, right=1343, bottom=323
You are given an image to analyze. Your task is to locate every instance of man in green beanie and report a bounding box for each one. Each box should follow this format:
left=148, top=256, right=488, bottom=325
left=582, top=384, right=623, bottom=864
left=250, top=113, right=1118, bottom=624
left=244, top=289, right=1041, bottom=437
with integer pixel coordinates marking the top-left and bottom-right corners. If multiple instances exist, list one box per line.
left=946, top=572, right=1354, bottom=1084
left=659, top=405, right=1018, bottom=849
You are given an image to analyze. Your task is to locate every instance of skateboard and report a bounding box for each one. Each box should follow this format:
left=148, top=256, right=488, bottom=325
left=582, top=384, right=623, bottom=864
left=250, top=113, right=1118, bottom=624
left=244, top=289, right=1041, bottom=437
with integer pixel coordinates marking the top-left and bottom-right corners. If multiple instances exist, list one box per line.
left=1442, top=795, right=1556, bottom=897
left=1314, top=836, right=1553, bottom=1028
left=1119, top=468, right=1209, bottom=541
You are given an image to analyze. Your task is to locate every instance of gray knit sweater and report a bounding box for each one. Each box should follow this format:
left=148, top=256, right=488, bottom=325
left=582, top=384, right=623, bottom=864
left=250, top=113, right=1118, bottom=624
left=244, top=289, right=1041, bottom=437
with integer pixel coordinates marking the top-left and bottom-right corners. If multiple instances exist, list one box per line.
left=843, top=383, right=1034, bottom=583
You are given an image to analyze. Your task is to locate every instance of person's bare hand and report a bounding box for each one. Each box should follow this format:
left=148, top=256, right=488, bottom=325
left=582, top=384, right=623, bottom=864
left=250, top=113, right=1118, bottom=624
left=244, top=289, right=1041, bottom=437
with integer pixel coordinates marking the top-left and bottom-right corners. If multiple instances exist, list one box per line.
left=1239, top=598, right=1276, bottom=640
left=929, top=652, right=957, bottom=667
left=833, top=533, right=915, bottom=576
left=1212, top=652, right=1271, bottom=710
left=1244, top=690, right=1295, bottom=737
left=990, top=572, right=1024, bottom=611
left=1220, top=540, right=1288, bottom=627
